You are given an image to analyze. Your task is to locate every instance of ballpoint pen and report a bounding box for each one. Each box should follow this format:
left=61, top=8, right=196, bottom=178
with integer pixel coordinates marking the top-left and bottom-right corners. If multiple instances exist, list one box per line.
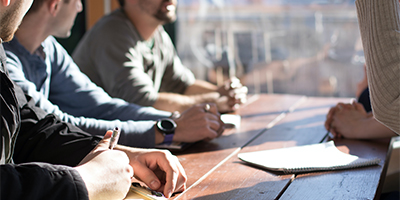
left=109, top=127, right=120, bottom=150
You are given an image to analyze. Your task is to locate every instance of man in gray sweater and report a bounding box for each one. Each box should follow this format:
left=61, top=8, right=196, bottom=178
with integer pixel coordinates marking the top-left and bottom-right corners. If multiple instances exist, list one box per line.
left=73, top=0, right=248, bottom=114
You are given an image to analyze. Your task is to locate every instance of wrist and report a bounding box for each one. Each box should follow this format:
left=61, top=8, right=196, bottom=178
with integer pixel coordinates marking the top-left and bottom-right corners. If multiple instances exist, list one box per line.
left=155, top=118, right=177, bottom=144
left=155, top=127, right=165, bottom=144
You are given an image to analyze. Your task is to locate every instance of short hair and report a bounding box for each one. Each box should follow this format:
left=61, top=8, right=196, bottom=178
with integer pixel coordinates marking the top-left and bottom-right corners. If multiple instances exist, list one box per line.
left=118, top=0, right=124, bottom=7
left=28, top=0, right=71, bottom=14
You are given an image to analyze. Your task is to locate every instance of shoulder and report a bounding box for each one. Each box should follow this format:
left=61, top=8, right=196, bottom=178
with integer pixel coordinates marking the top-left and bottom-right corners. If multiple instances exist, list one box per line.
left=75, top=9, right=140, bottom=53
left=89, top=9, right=136, bottom=37
left=42, top=36, right=70, bottom=59
left=3, top=37, right=29, bottom=57
left=4, top=38, right=31, bottom=69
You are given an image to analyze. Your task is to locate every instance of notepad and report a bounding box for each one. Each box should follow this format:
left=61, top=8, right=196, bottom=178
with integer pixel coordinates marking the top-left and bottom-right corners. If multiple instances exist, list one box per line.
left=238, top=141, right=381, bottom=174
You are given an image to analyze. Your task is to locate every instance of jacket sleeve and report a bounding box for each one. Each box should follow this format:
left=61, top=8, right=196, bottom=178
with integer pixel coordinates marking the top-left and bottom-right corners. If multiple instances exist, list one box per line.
left=12, top=84, right=102, bottom=166
left=1, top=163, right=88, bottom=200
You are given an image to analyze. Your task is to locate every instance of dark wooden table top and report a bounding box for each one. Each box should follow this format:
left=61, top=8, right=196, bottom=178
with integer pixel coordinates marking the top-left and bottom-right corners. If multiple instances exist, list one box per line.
left=171, top=94, right=392, bottom=200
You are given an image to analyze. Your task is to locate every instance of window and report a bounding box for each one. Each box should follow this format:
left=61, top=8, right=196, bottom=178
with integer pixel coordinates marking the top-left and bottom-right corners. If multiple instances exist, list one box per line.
left=175, top=0, right=363, bottom=97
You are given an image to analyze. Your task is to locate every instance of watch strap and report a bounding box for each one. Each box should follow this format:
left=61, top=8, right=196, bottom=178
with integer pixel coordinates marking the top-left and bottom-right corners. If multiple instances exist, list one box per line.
left=162, top=133, right=174, bottom=144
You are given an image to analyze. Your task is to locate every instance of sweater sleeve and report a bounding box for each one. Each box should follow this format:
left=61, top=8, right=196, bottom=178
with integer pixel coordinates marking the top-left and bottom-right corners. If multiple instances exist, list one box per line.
left=5, top=37, right=171, bottom=148
left=356, top=0, right=400, bottom=135
left=1, top=163, right=88, bottom=200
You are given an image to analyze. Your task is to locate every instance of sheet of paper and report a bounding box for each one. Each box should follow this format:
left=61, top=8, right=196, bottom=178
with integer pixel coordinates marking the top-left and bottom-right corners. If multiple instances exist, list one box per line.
left=238, top=141, right=380, bottom=173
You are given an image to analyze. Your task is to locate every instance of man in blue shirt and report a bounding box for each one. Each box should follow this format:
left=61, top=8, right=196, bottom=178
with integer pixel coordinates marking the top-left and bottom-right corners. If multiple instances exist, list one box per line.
left=5, top=0, right=224, bottom=148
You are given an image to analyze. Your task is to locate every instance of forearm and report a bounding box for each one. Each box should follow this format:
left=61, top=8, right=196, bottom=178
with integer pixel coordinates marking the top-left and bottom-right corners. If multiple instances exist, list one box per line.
left=354, top=117, right=397, bottom=139
left=184, top=80, right=218, bottom=95
left=65, top=117, right=158, bottom=148
left=153, top=80, right=220, bottom=112
left=153, top=92, right=219, bottom=113
left=356, top=0, right=400, bottom=134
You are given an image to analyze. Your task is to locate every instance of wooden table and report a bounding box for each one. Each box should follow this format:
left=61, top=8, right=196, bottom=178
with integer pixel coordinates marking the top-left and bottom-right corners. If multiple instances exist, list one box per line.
left=172, top=94, right=392, bottom=200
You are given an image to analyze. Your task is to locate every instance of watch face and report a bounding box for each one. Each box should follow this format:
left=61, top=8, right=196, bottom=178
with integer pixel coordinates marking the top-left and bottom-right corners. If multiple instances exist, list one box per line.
left=157, top=118, right=176, bottom=134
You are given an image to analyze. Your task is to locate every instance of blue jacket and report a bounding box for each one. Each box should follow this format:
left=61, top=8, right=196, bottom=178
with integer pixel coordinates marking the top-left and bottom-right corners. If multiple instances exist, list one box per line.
left=4, top=36, right=171, bottom=148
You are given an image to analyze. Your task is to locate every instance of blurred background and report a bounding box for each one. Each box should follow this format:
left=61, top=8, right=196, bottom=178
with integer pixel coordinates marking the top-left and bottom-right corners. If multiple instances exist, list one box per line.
left=61, top=0, right=364, bottom=98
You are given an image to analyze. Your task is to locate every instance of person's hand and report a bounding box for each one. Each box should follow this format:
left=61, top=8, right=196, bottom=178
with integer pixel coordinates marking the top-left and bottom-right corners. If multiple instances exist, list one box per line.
left=216, top=77, right=248, bottom=113
left=75, top=131, right=133, bottom=200
left=174, top=103, right=224, bottom=143
left=325, top=102, right=369, bottom=138
left=115, top=146, right=187, bottom=198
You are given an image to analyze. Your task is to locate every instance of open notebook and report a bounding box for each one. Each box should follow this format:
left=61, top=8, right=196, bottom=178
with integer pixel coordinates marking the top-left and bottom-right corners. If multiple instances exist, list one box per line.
left=238, top=141, right=381, bottom=174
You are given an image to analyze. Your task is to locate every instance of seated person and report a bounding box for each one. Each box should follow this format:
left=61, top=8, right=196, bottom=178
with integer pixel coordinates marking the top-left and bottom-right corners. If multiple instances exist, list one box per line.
left=0, top=1, right=186, bottom=199
left=72, top=0, right=248, bottom=114
left=347, top=2, right=400, bottom=197
left=5, top=0, right=224, bottom=148
left=356, top=0, right=400, bottom=135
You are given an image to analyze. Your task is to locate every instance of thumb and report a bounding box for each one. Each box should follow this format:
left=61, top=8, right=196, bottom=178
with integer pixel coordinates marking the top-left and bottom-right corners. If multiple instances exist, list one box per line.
left=95, top=130, right=113, bottom=151
left=77, top=130, right=113, bottom=165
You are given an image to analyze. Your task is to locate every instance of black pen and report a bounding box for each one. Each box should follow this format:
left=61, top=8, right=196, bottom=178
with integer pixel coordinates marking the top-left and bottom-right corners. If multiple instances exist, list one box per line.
left=109, top=127, right=120, bottom=150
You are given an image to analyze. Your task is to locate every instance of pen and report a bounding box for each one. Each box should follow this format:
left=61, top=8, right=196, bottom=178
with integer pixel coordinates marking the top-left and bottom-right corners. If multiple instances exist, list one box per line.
left=109, top=127, right=120, bottom=150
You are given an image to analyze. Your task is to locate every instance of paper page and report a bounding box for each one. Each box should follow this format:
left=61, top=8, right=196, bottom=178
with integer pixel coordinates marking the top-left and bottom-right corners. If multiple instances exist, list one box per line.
left=238, top=141, right=380, bottom=173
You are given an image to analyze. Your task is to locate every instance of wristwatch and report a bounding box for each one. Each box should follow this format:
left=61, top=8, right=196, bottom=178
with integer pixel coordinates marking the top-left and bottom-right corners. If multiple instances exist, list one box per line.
left=156, top=118, right=177, bottom=144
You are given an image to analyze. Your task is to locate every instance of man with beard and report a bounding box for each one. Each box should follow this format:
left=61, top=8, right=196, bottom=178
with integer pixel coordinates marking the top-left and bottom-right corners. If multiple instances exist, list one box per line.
left=72, top=0, right=248, bottom=114
left=1, top=0, right=186, bottom=199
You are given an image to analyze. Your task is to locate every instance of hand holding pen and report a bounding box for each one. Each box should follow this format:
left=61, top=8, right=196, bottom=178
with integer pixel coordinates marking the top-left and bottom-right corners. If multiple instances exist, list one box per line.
left=76, top=128, right=133, bottom=200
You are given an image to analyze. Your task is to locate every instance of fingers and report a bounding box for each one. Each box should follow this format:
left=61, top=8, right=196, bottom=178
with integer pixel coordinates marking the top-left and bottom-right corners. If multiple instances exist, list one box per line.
left=203, top=103, right=218, bottom=116
left=219, top=77, right=247, bottom=103
left=202, top=103, right=224, bottom=137
left=325, top=107, right=336, bottom=131
left=229, top=77, right=241, bottom=89
left=133, top=151, right=187, bottom=198
left=205, top=112, right=222, bottom=128
left=228, top=85, right=248, bottom=106
left=132, top=160, right=163, bottom=191
left=205, top=112, right=225, bottom=139
left=162, top=156, right=187, bottom=198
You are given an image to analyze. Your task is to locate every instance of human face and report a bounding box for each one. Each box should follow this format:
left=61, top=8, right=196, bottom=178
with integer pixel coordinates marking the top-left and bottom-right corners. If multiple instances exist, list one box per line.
left=51, top=0, right=82, bottom=38
left=138, top=0, right=177, bottom=24
left=0, top=0, right=33, bottom=42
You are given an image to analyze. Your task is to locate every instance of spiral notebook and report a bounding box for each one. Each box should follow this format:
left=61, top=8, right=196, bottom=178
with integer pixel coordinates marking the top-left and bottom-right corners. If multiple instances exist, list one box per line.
left=238, top=141, right=380, bottom=174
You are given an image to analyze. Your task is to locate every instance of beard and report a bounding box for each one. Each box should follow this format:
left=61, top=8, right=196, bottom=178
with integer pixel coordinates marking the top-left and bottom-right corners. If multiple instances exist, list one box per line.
left=139, top=0, right=177, bottom=24
left=153, top=8, right=176, bottom=24
left=0, top=0, right=24, bottom=42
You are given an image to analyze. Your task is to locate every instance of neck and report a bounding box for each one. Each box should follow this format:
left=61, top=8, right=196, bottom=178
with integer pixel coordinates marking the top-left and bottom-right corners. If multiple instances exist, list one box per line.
left=15, top=14, right=50, bottom=54
left=123, top=7, right=161, bottom=41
